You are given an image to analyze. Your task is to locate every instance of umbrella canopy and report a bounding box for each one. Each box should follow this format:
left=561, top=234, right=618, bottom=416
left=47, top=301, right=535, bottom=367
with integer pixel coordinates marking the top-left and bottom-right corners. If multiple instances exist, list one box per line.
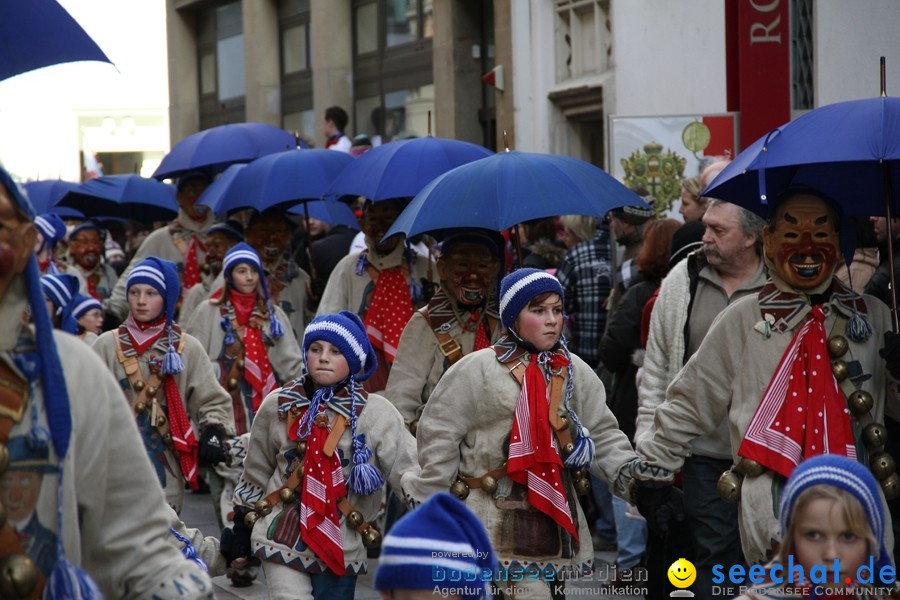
left=152, top=123, right=297, bottom=181
left=197, top=149, right=354, bottom=216
left=58, top=174, right=177, bottom=223
left=195, top=163, right=246, bottom=218
left=325, top=136, right=493, bottom=201
left=23, top=180, right=84, bottom=218
left=703, top=96, right=900, bottom=219
left=0, top=0, right=113, bottom=82
left=384, top=150, right=650, bottom=239
left=289, top=200, right=360, bottom=230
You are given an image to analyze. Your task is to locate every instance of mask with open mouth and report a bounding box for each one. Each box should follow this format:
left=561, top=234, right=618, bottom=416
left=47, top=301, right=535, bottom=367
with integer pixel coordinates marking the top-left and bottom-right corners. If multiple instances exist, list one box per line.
left=438, top=242, right=500, bottom=307
left=764, top=194, right=840, bottom=291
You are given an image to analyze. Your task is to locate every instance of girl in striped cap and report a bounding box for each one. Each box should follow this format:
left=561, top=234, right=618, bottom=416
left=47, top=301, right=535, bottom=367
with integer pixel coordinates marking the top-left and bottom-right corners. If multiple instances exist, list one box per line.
left=93, top=256, right=235, bottom=514
left=71, top=293, right=104, bottom=343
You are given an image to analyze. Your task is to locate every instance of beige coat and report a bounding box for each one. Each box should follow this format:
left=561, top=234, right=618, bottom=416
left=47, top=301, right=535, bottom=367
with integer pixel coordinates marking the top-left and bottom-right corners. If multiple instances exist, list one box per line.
left=407, top=345, right=640, bottom=577
left=636, top=281, right=898, bottom=566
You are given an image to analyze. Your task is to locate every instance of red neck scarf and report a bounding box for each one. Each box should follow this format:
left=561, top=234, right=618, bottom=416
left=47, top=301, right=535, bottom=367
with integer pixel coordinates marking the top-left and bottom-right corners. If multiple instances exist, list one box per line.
left=182, top=234, right=206, bottom=291
left=506, top=352, right=578, bottom=540
left=227, top=289, right=276, bottom=413
left=739, top=306, right=857, bottom=479
left=125, top=314, right=167, bottom=355
left=299, top=402, right=347, bottom=575
left=165, top=373, right=199, bottom=490
left=363, top=267, right=413, bottom=363
left=466, top=310, right=492, bottom=351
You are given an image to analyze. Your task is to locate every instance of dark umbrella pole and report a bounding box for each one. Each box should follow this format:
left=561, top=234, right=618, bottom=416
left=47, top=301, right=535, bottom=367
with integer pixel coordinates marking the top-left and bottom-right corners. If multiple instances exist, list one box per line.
left=881, top=56, right=899, bottom=332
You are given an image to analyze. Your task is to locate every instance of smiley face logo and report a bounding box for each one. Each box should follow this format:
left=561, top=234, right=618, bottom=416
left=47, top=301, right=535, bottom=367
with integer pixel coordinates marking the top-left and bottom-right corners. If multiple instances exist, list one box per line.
left=668, top=558, right=696, bottom=588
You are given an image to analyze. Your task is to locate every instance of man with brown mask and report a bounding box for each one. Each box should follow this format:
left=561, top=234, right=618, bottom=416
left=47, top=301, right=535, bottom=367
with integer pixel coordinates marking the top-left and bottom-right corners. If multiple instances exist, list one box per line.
left=179, top=219, right=244, bottom=324
left=634, top=191, right=900, bottom=589
left=244, top=209, right=311, bottom=341
left=65, top=221, right=118, bottom=303
left=317, top=198, right=437, bottom=391
left=385, top=229, right=504, bottom=433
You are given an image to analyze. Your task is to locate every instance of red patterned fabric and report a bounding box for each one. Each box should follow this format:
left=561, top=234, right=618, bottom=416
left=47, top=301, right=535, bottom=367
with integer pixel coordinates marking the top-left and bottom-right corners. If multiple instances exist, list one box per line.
left=738, top=306, right=857, bottom=479
left=507, top=353, right=577, bottom=540
left=467, top=311, right=492, bottom=351
left=300, top=408, right=347, bottom=575
left=124, top=314, right=167, bottom=355
left=86, top=273, right=101, bottom=300
left=164, top=374, right=199, bottom=490
left=363, top=267, right=413, bottom=363
left=230, top=290, right=276, bottom=413
left=182, top=234, right=206, bottom=291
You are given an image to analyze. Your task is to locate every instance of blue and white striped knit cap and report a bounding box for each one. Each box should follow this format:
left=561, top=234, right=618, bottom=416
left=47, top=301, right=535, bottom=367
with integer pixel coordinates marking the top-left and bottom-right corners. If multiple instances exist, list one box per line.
left=40, top=273, right=81, bottom=334
left=127, top=257, right=184, bottom=374
left=499, top=267, right=564, bottom=331
left=374, top=492, right=497, bottom=599
left=780, top=454, right=892, bottom=574
left=34, top=213, right=66, bottom=249
left=67, top=220, right=105, bottom=243
left=223, top=242, right=284, bottom=338
left=72, top=294, right=103, bottom=320
left=302, top=310, right=377, bottom=382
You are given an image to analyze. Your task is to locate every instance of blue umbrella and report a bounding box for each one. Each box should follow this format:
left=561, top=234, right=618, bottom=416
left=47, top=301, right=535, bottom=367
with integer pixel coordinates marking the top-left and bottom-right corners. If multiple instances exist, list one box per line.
left=0, top=0, right=113, bottom=82
left=289, top=200, right=360, bottom=230
left=153, top=123, right=297, bottom=181
left=325, top=136, right=493, bottom=201
left=58, top=175, right=177, bottom=223
left=195, top=163, right=246, bottom=218
left=23, top=180, right=84, bottom=218
left=384, top=150, right=650, bottom=239
left=198, top=149, right=354, bottom=215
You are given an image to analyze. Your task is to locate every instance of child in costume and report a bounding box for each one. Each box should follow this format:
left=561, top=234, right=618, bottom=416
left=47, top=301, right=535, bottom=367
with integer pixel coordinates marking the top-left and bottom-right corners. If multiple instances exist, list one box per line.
left=93, top=256, right=235, bottom=514
left=407, top=268, right=643, bottom=599
left=737, top=454, right=894, bottom=599
left=72, top=293, right=104, bottom=343
left=39, top=272, right=80, bottom=334
left=224, top=310, right=418, bottom=600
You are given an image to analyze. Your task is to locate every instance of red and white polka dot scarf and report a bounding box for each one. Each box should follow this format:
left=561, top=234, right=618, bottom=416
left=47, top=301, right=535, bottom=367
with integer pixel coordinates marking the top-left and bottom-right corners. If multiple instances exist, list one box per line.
left=363, top=267, right=413, bottom=363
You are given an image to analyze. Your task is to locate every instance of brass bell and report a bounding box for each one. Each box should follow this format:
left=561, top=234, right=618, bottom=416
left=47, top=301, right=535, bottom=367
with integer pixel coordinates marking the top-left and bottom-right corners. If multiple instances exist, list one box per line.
left=135, top=401, right=146, bottom=413
left=863, top=422, right=888, bottom=449
left=0, top=554, right=39, bottom=599
left=254, top=499, right=272, bottom=516
left=573, top=477, right=591, bottom=496
left=227, top=378, right=239, bottom=391
left=881, top=472, right=900, bottom=501
left=716, top=470, right=743, bottom=503
left=0, top=442, right=10, bottom=475
left=737, top=458, right=764, bottom=478
left=481, top=476, right=498, bottom=494
left=362, top=526, right=382, bottom=548
left=280, top=488, right=295, bottom=503
left=133, top=380, right=145, bottom=392
left=296, top=464, right=305, bottom=478
left=827, top=335, right=849, bottom=358
left=0, top=501, right=6, bottom=528
left=296, top=440, right=307, bottom=455
left=831, top=360, right=849, bottom=382
left=408, top=420, right=418, bottom=437
left=347, top=510, right=364, bottom=529
left=147, top=386, right=157, bottom=397
left=450, top=480, right=470, bottom=500
left=237, top=358, right=245, bottom=370
left=871, top=452, right=897, bottom=479
left=562, top=443, right=575, bottom=456
left=572, top=468, right=588, bottom=480
left=156, top=414, right=166, bottom=427
left=163, top=432, right=173, bottom=444
left=244, top=511, right=259, bottom=527
left=848, top=390, right=875, bottom=416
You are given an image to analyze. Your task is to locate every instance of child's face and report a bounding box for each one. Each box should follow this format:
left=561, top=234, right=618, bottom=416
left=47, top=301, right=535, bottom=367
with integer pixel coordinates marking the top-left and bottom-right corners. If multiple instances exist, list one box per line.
left=79, top=308, right=104, bottom=334
left=307, top=340, right=351, bottom=386
left=793, top=497, right=868, bottom=587
left=514, top=293, right=564, bottom=352
left=231, top=263, right=260, bottom=294
left=128, top=283, right=165, bottom=323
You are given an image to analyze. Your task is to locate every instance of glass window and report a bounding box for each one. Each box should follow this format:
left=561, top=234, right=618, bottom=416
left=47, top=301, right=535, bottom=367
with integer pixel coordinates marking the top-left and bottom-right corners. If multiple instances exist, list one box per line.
left=355, top=95, right=384, bottom=145
left=282, top=24, right=308, bottom=74
left=283, top=110, right=316, bottom=142
left=422, top=0, right=434, bottom=39
left=217, top=35, right=246, bottom=101
left=386, top=0, right=415, bottom=47
left=200, top=53, right=216, bottom=95
left=385, top=83, right=434, bottom=140
left=356, top=3, right=378, bottom=54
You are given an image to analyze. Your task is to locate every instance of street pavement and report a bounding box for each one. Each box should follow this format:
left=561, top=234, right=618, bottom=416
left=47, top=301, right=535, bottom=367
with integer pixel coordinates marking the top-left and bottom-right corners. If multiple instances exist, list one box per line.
left=181, top=490, right=646, bottom=599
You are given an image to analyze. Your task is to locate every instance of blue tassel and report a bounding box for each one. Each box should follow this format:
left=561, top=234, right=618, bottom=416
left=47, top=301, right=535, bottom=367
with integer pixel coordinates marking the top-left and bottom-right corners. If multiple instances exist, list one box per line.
left=563, top=425, right=595, bottom=469
left=45, top=558, right=103, bottom=600
left=348, top=435, right=384, bottom=495
left=269, top=310, right=285, bottom=339
left=848, top=310, right=873, bottom=343
left=355, top=253, right=368, bottom=276
left=221, top=316, right=235, bottom=346
left=409, top=278, right=422, bottom=302
left=163, top=330, right=184, bottom=375
left=169, top=527, right=208, bottom=572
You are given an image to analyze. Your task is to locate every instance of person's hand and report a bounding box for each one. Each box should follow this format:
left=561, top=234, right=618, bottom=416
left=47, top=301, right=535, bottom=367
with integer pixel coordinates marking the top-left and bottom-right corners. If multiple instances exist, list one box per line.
left=634, top=484, right=685, bottom=537
left=220, top=507, right=253, bottom=564
left=879, top=331, right=900, bottom=380
left=198, top=424, right=227, bottom=465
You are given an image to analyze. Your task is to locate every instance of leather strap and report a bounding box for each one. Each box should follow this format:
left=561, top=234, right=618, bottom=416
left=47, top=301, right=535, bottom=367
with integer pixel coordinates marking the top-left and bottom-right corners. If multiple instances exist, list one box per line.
left=507, top=360, right=574, bottom=450
left=418, top=306, right=464, bottom=364
left=114, top=333, right=185, bottom=438
left=460, top=464, right=507, bottom=489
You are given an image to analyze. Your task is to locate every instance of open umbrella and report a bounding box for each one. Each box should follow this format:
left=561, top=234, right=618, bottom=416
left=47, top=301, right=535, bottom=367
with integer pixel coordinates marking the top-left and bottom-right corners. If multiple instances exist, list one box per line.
left=152, top=123, right=297, bottom=181
left=384, top=150, right=650, bottom=239
left=325, top=136, right=493, bottom=201
left=195, top=163, right=246, bottom=218
left=23, top=180, right=84, bottom=218
left=288, top=200, right=360, bottom=230
left=0, top=0, right=113, bottom=82
left=58, top=174, right=177, bottom=223
left=199, top=149, right=354, bottom=215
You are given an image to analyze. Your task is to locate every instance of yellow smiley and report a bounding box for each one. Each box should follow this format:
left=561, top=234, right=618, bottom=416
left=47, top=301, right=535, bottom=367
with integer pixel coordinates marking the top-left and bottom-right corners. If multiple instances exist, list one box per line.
left=668, top=558, right=697, bottom=588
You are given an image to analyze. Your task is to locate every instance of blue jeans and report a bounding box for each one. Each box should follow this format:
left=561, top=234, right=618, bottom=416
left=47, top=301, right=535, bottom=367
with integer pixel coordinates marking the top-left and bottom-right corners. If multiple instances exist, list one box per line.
left=590, top=475, right=617, bottom=543
left=311, top=571, right=357, bottom=600
left=591, top=476, right=646, bottom=568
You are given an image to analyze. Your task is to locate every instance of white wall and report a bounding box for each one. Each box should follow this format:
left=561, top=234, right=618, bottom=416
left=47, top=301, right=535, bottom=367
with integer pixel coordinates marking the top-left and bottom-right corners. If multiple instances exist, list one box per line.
left=0, top=0, right=169, bottom=182
left=815, top=0, right=900, bottom=105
